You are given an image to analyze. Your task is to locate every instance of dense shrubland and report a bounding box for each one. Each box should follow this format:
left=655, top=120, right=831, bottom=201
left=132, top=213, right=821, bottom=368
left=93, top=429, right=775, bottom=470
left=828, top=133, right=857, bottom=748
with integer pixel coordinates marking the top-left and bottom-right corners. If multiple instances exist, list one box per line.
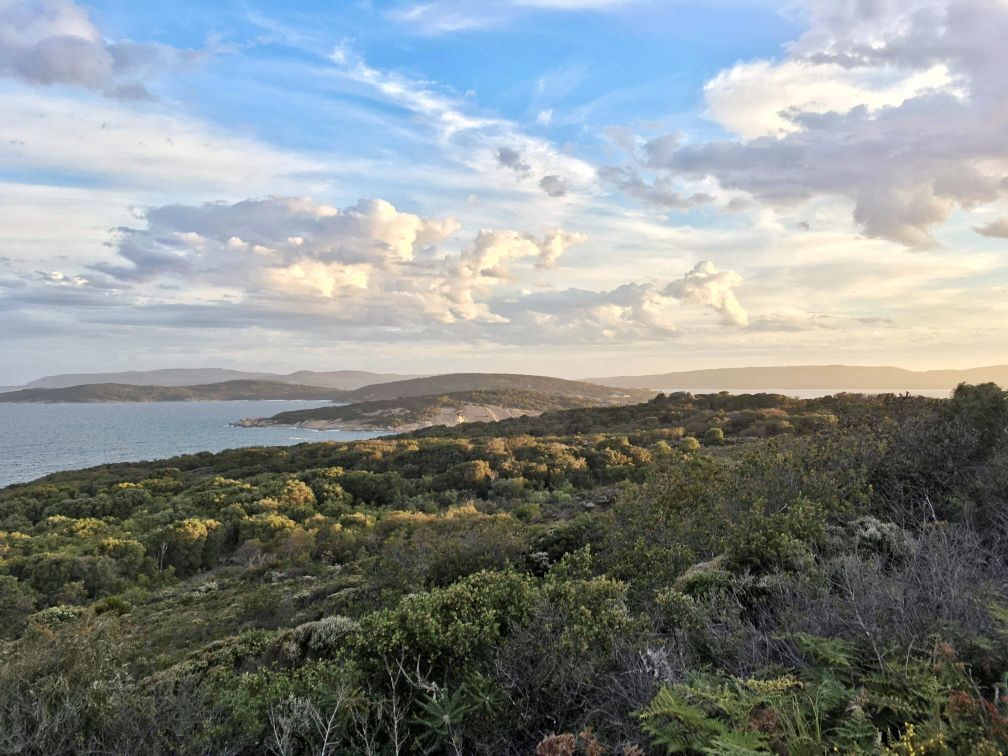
left=0, top=386, right=1006, bottom=754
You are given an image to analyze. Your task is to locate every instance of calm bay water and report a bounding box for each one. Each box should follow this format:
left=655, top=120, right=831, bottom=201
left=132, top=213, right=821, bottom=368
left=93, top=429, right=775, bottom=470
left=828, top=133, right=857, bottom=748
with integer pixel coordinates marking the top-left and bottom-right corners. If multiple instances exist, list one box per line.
left=0, top=401, right=387, bottom=488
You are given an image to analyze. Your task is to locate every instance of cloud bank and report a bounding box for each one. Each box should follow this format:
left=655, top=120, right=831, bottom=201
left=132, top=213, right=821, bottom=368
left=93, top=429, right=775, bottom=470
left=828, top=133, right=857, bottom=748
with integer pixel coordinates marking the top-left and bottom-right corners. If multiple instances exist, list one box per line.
left=0, top=196, right=747, bottom=347
left=604, top=0, right=1008, bottom=249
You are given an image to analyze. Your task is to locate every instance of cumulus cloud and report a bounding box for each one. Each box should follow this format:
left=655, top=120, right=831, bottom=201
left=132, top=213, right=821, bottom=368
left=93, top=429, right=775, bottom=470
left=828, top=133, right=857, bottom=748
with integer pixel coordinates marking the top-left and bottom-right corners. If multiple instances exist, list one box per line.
left=89, top=196, right=595, bottom=328
left=605, top=0, right=1008, bottom=249
left=96, top=197, right=462, bottom=283
left=0, top=0, right=201, bottom=98
left=13, top=193, right=748, bottom=346
left=499, top=283, right=680, bottom=342
left=490, top=260, right=748, bottom=342
left=662, top=260, right=748, bottom=326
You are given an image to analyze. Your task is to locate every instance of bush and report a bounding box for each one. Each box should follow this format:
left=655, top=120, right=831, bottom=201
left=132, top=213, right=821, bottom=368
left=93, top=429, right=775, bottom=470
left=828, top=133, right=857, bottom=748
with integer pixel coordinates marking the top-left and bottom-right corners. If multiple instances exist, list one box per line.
left=0, top=576, right=37, bottom=639
left=703, top=427, right=726, bottom=446
left=680, top=436, right=701, bottom=452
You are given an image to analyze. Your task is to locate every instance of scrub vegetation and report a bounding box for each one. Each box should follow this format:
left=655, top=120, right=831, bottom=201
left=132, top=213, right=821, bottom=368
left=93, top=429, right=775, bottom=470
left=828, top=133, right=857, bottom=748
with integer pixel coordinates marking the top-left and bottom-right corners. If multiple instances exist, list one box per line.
left=1, top=385, right=1007, bottom=754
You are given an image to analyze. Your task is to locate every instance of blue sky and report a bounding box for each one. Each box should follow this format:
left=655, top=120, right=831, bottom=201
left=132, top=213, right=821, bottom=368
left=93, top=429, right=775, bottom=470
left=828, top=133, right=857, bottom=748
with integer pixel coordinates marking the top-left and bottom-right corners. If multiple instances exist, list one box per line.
left=1, top=0, right=1007, bottom=383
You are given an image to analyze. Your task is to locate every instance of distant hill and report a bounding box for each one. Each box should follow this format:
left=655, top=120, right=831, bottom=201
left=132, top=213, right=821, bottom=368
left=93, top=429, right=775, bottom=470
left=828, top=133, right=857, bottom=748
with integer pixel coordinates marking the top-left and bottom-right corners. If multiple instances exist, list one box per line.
left=590, top=364, right=1008, bottom=391
left=0, top=380, right=345, bottom=403
left=238, top=389, right=619, bottom=431
left=341, top=373, right=654, bottom=403
left=18, top=368, right=419, bottom=391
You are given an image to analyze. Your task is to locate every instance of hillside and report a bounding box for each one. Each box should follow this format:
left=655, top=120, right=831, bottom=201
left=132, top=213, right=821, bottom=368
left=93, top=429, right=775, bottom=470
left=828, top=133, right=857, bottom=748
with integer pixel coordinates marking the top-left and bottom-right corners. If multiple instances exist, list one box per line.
left=238, top=389, right=619, bottom=431
left=0, top=380, right=345, bottom=403
left=2, top=384, right=1006, bottom=753
left=591, top=363, right=1008, bottom=390
left=17, top=368, right=419, bottom=391
left=410, top=389, right=863, bottom=439
left=341, top=372, right=652, bottom=403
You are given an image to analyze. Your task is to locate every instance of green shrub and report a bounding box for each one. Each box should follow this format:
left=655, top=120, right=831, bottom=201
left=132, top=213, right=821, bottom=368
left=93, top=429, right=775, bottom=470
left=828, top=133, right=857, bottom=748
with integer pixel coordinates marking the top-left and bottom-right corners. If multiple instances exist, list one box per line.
left=703, top=427, right=726, bottom=446
left=680, top=436, right=702, bottom=452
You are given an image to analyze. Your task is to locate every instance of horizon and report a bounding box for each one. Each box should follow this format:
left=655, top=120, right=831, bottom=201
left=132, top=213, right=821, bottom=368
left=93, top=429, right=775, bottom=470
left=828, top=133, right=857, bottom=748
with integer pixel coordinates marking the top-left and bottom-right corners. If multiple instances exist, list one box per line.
left=4, top=1, right=1008, bottom=381
left=8, top=361, right=1008, bottom=390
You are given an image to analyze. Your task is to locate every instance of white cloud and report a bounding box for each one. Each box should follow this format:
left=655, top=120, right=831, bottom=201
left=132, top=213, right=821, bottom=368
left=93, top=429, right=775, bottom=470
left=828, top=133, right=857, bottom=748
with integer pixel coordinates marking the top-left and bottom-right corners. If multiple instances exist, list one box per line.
left=609, top=0, right=1008, bottom=249
left=97, top=196, right=462, bottom=282
left=0, top=0, right=201, bottom=98
left=388, top=0, right=640, bottom=34
left=663, top=260, right=748, bottom=326
left=3, top=193, right=752, bottom=348
left=271, top=260, right=370, bottom=298
left=88, top=196, right=592, bottom=327
left=704, top=59, right=955, bottom=139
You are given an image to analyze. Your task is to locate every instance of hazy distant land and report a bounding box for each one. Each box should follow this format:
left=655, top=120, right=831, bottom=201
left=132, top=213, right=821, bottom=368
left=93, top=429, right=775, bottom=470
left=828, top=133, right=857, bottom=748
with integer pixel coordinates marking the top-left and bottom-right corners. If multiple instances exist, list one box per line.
left=590, top=364, right=1008, bottom=390
left=15, top=368, right=420, bottom=391
left=2, top=366, right=999, bottom=409
left=0, top=380, right=344, bottom=403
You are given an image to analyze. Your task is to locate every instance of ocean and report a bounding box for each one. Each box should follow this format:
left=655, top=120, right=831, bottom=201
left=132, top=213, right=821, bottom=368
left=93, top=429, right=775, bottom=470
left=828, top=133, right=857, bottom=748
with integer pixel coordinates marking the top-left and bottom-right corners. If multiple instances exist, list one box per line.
left=0, top=400, right=388, bottom=488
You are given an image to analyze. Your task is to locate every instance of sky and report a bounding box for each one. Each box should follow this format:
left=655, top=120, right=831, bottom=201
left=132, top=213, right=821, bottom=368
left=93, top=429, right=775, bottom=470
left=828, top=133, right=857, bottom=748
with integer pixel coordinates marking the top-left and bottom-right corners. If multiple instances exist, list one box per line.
left=2, top=0, right=1008, bottom=384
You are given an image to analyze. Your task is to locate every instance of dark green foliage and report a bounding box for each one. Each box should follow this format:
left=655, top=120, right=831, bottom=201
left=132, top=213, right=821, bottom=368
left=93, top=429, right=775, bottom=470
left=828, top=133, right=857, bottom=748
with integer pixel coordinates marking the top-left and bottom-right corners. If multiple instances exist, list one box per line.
left=0, top=574, right=37, bottom=638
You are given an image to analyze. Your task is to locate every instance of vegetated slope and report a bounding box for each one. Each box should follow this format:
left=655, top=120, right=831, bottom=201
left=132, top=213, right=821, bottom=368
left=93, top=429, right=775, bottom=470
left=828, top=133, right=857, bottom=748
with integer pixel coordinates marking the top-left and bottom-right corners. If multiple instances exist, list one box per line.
left=240, top=389, right=619, bottom=431
left=410, top=389, right=880, bottom=439
left=342, top=372, right=653, bottom=403
left=19, top=368, right=420, bottom=390
left=1, top=385, right=1007, bottom=754
left=591, top=363, right=1008, bottom=390
left=0, top=380, right=346, bottom=403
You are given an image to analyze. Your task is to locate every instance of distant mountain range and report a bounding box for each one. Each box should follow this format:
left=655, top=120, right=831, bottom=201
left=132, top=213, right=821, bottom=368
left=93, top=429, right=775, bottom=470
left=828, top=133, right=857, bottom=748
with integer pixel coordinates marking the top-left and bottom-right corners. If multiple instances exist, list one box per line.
left=590, top=364, right=1008, bottom=390
left=14, top=368, right=420, bottom=391
left=0, top=373, right=653, bottom=405
left=0, top=380, right=343, bottom=403
left=4, top=366, right=1005, bottom=405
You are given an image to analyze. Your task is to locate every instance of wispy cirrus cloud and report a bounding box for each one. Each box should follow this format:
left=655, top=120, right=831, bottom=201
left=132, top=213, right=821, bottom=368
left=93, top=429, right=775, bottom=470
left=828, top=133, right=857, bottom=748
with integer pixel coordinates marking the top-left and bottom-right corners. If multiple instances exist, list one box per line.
left=388, top=0, right=643, bottom=34
left=327, top=46, right=597, bottom=201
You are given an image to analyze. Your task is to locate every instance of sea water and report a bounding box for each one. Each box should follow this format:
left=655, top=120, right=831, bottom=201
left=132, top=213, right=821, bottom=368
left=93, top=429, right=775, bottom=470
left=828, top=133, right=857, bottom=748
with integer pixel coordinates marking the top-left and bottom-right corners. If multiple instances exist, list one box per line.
left=0, top=400, right=387, bottom=488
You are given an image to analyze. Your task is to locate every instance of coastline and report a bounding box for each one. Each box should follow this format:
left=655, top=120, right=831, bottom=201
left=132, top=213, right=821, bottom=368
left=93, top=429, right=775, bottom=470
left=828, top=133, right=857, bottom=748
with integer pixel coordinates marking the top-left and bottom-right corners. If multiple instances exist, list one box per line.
left=235, top=403, right=545, bottom=433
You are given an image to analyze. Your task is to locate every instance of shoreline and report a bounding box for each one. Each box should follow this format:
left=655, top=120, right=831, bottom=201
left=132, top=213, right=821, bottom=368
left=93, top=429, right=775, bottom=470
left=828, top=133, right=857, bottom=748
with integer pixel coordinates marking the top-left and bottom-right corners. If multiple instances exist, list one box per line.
left=236, top=403, right=546, bottom=433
